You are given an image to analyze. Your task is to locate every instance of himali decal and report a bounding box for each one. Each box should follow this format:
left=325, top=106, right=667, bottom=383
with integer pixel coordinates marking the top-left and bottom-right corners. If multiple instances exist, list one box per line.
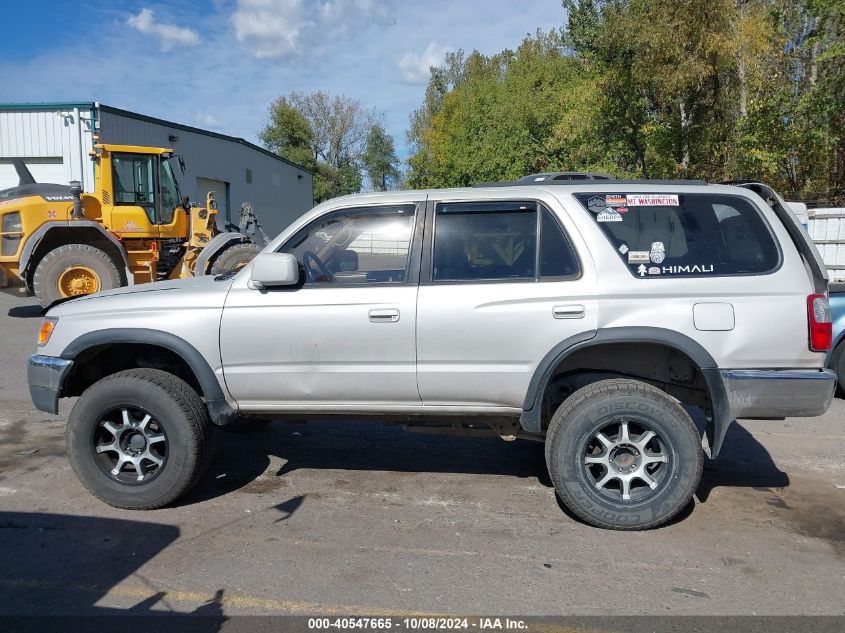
left=662, top=264, right=715, bottom=274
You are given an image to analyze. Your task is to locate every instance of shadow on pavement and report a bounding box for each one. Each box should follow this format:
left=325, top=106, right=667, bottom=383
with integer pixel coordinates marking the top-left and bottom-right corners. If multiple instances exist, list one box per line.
left=181, top=420, right=551, bottom=507
left=183, top=416, right=788, bottom=526
left=0, top=512, right=228, bottom=627
left=697, top=420, right=789, bottom=502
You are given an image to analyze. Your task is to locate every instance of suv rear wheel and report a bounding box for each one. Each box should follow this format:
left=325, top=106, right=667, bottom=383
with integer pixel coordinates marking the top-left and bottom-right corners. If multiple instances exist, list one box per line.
left=66, top=369, right=213, bottom=510
left=545, top=378, right=702, bottom=530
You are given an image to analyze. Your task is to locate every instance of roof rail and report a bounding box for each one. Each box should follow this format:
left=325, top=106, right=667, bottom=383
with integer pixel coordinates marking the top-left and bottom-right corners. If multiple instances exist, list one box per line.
left=476, top=172, right=708, bottom=187
left=476, top=172, right=613, bottom=187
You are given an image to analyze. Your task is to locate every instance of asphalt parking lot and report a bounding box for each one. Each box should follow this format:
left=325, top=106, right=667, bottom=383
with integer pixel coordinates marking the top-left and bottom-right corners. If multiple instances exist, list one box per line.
left=0, top=289, right=843, bottom=618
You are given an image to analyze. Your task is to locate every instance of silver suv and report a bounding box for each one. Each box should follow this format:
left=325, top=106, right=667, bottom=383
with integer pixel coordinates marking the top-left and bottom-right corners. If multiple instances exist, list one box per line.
left=27, top=175, right=836, bottom=529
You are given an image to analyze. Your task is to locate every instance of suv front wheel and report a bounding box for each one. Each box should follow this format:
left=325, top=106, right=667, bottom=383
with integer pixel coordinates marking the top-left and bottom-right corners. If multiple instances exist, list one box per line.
left=66, top=368, right=213, bottom=510
left=545, top=378, right=703, bottom=530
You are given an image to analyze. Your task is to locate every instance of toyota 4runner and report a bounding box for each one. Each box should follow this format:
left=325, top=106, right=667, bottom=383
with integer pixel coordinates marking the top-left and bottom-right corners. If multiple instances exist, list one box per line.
left=28, top=175, right=836, bottom=529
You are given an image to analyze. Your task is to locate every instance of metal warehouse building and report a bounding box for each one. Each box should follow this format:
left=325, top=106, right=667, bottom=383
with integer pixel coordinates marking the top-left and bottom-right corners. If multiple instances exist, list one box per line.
left=0, top=102, right=313, bottom=238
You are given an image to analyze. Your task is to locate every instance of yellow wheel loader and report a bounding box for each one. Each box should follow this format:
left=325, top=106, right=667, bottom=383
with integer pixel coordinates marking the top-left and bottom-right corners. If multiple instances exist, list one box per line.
left=0, top=144, right=263, bottom=307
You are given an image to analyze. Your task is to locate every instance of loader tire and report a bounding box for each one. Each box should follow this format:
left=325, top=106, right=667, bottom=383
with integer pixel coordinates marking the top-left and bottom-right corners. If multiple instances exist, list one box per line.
left=209, top=242, right=260, bottom=275
left=32, top=244, right=122, bottom=308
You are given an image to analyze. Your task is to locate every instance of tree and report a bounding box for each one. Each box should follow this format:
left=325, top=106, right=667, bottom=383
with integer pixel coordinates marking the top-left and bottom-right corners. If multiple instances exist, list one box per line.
left=259, top=97, right=315, bottom=169
left=363, top=123, right=401, bottom=190
left=406, top=0, right=844, bottom=201
left=261, top=91, right=387, bottom=202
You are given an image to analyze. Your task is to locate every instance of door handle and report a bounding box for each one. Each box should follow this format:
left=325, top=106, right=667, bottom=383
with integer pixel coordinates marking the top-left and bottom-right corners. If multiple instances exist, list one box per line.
left=369, top=308, right=400, bottom=323
left=553, top=304, right=585, bottom=319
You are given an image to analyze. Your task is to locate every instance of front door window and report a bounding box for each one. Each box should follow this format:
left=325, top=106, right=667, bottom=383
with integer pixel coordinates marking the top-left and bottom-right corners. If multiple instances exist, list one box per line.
left=113, top=153, right=156, bottom=223
left=282, top=205, right=416, bottom=284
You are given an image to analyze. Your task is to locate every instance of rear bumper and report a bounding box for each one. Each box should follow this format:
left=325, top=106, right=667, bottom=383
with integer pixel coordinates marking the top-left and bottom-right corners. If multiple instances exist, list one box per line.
left=721, top=369, right=836, bottom=419
left=28, top=354, right=73, bottom=415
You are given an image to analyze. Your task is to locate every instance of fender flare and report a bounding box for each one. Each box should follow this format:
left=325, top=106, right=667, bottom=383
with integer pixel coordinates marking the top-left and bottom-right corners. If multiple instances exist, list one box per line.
left=520, top=326, right=732, bottom=457
left=20, top=221, right=131, bottom=287
left=60, top=328, right=237, bottom=425
left=194, top=232, right=250, bottom=276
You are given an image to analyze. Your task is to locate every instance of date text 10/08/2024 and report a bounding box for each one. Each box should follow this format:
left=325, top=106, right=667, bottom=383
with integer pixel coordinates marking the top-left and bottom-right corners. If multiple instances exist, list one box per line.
left=307, top=618, right=529, bottom=630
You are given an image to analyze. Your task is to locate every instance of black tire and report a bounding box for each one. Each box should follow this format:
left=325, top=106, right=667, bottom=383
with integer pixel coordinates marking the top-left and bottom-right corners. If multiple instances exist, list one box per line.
left=66, top=368, right=213, bottom=510
left=545, top=378, right=702, bottom=530
left=32, top=243, right=122, bottom=308
left=830, top=342, right=845, bottom=397
left=209, top=242, right=261, bottom=275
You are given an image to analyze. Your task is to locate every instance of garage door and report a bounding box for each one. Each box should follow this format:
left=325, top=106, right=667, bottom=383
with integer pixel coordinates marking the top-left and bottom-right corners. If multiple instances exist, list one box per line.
left=0, top=158, right=65, bottom=190
left=196, top=177, right=230, bottom=229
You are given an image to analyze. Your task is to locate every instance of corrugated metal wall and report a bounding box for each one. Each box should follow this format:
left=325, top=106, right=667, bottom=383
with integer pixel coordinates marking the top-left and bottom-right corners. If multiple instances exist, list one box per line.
left=808, top=208, right=845, bottom=281
left=0, top=104, right=313, bottom=239
left=0, top=107, right=96, bottom=190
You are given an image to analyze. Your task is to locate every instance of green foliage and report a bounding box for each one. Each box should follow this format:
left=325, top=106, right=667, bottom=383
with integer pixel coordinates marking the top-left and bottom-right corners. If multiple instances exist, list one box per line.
left=363, top=124, right=401, bottom=190
left=261, top=91, right=399, bottom=202
left=407, top=0, right=845, bottom=202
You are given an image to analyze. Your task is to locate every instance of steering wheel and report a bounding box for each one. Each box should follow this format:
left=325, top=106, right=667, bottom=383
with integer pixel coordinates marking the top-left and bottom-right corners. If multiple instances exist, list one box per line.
left=302, top=250, right=335, bottom=283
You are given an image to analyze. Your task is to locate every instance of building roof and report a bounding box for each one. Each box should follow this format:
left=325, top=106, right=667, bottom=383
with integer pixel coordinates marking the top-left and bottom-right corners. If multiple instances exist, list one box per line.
left=0, top=101, right=313, bottom=175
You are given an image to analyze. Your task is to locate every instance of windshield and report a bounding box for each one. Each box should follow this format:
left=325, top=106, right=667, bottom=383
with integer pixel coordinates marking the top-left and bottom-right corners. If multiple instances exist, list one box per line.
left=158, top=158, right=181, bottom=224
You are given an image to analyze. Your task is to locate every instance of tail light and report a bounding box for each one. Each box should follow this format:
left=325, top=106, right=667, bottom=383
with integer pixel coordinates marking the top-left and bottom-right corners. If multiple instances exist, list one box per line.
left=807, top=294, right=832, bottom=352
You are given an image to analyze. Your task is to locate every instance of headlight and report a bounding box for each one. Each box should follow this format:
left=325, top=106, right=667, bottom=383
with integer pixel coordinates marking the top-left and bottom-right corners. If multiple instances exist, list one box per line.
left=1, top=211, right=22, bottom=256
left=38, top=318, right=58, bottom=346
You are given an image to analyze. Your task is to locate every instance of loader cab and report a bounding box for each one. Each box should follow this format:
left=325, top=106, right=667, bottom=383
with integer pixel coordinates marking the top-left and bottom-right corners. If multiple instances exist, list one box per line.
left=93, top=144, right=187, bottom=239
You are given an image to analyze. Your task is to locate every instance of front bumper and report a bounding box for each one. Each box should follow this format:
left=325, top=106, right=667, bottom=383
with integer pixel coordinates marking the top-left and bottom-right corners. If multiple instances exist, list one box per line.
left=28, top=355, right=73, bottom=415
left=721, top=369, right=837, bottom=419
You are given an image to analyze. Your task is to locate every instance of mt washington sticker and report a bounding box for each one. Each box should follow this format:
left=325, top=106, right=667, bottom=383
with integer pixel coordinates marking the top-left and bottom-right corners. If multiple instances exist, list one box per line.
left=627, top=194, right=679, bottom=207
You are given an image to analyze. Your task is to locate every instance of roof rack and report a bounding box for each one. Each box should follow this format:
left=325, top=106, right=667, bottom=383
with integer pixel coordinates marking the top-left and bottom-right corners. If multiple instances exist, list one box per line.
left=476, top=172, right=708, bottom=187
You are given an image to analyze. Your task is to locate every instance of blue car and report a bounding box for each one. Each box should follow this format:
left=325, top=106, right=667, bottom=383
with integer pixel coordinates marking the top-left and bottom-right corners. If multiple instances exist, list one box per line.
left=827, top=283, right=845, bottom=394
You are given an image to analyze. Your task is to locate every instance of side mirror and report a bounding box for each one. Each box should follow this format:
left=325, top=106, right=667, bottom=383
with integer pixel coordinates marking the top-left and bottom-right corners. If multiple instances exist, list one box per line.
left=249, top=252, right=299, bottom=289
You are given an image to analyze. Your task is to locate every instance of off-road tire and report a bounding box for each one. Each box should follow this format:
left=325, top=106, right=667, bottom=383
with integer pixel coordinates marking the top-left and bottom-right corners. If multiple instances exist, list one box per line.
left=209, top=242, right=261, bottom=275
left=66, top=369, right=213, bottom=510
left=32, top=244, right=121, bottom=307
left=545, top=378, right=703, bottom=530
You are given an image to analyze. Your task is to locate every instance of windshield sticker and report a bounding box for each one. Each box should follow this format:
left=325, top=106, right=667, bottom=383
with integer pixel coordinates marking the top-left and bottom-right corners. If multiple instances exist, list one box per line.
left=627, top=251, right=650, bottom=263
left=626, top=194, right=679, bottom=207
left=587, top=196, right=607, bottom=213
left=648, top=266, right=661, bottom=275
left=618, top=244, right=629, bottom=255
left=636, top=264, right=648, bottom=277
left=649, top=241, right=666, bottom=263
left=606, top=194, right=626, bottom=206
left=597, top=208, right=623, bottom=222
left=662, top=264, right=714, bottom=274
left=616, top=206, right=629, bottom=213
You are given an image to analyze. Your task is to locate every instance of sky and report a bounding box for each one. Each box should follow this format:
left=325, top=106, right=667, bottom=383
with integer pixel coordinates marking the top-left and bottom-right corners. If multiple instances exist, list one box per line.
left=0, top=0, right=564, bottom=161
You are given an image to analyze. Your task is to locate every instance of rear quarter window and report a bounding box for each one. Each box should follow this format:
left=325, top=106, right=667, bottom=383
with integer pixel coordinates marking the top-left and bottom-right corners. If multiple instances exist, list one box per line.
left=574, top=192, right=781, bottom=278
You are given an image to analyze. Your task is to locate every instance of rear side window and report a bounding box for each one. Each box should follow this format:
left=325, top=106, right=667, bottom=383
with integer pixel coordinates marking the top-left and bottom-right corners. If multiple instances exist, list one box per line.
left=574, top=192, right=780, bottom=278
left=432, top=201, right=579, bottom=282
